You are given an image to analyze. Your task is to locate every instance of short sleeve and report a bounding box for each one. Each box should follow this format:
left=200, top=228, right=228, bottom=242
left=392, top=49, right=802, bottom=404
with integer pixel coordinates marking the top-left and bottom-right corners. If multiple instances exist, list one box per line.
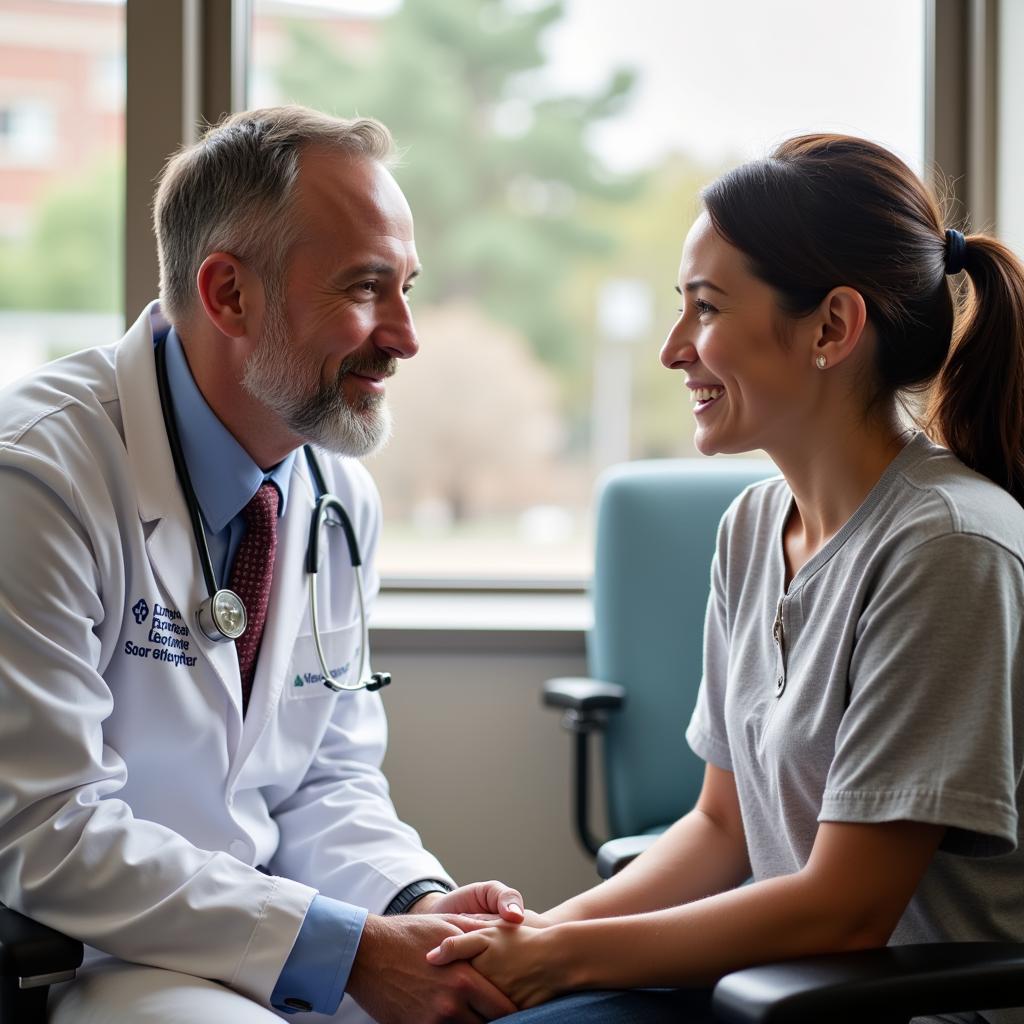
left=686, top=517, right=734, bottom=772
left=821, top=532, right=1024, bottom=856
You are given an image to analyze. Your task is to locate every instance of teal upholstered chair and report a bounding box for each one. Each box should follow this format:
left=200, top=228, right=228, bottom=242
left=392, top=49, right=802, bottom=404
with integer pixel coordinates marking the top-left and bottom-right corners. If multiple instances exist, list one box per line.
left=544, top=457, right=774, bottom=871
left=543, top=457, right=1024, bottom=1022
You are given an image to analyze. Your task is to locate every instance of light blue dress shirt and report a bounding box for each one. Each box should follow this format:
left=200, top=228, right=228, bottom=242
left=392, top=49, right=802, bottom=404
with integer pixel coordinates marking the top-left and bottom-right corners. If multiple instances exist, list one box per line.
left=162, top=328, right=366, bottom=1015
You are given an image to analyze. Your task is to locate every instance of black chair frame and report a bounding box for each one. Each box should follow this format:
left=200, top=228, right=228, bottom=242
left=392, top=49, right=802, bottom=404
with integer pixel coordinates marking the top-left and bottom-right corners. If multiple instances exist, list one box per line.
left=0, top=903, right=82, bottom=1024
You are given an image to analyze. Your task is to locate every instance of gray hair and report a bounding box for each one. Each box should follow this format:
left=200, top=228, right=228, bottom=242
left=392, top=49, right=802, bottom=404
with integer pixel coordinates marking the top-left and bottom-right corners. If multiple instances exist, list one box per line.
left=153, top=105, right=395, bottom=326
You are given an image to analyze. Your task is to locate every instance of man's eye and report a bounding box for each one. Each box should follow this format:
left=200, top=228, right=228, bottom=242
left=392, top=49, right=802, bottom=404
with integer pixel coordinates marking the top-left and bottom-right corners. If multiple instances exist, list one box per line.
left=356, top=281, right=378, bottom=294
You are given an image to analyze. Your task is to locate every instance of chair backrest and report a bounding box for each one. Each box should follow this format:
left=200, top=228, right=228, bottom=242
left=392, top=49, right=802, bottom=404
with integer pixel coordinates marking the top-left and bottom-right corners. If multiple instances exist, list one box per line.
left=589, top=458, right=776, bottom=838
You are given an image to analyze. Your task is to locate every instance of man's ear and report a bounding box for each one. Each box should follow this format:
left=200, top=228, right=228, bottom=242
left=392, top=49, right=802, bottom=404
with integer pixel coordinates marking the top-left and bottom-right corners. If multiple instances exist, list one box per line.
left=811, top=286, right=868, bottom=369
left=195, top=252, right=262, bottom=339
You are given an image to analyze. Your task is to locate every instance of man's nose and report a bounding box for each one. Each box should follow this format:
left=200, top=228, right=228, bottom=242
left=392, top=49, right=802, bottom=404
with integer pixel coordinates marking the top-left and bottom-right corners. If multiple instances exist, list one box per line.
left=377, top=301, right=419, bottom=360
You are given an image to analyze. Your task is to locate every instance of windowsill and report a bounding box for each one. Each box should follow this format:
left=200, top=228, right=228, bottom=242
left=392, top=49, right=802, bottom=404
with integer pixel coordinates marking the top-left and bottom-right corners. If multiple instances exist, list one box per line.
left=369, top=587, right=591, bottom=654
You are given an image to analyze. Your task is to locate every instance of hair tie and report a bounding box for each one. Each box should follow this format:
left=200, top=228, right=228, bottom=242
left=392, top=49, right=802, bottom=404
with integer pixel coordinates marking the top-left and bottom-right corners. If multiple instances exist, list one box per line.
left=944, top=228, right=967, bottom=275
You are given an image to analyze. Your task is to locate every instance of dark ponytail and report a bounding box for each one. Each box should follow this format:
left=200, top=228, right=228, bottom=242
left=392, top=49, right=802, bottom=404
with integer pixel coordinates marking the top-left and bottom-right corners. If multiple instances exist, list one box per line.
left=701, top=134, right=1024, bottom=505
left=926, top=235, right=1024, bottom=503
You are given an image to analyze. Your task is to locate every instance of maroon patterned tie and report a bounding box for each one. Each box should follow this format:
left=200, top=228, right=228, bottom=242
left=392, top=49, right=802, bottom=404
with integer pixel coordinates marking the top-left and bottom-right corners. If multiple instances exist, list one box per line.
left=228, top=483, right=280, bottom=715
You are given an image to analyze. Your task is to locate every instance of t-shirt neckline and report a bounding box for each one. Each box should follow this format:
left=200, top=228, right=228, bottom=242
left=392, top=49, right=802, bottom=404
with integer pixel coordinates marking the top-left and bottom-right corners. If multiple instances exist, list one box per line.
left=777, top=431, right=933, bottom=596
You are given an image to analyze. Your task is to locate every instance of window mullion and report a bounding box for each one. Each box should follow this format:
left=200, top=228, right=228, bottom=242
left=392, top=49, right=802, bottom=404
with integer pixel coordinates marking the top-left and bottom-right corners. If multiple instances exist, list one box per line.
left=925, top=0, right=998, bottom=230
left=124, top=0, right=247, bottom=323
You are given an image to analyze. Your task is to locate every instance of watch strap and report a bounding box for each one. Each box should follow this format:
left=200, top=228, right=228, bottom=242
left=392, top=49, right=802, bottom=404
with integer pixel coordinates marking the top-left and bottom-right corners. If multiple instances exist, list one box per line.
left=383, top=879, right=455, bottom=916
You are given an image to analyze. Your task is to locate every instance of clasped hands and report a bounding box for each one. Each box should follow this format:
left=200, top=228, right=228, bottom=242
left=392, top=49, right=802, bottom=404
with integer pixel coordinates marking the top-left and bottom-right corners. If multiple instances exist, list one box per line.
left=347, top=879, right=563, bottom=1024
left=425, top=885, right=564, bottom=1013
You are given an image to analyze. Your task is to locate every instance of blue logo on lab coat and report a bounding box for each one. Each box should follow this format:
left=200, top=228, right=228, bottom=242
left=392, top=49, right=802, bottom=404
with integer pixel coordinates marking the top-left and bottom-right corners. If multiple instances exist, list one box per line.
left=132, top=599, right=150, bottom=625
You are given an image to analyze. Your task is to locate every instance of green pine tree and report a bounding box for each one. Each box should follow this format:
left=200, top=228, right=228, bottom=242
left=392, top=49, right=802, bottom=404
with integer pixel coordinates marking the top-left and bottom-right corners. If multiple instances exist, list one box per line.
left=274, top=0, right=644, bottom=375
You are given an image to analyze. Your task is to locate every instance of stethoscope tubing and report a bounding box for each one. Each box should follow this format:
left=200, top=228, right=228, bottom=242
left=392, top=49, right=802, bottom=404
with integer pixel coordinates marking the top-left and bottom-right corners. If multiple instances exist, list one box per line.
left=301, top=454, right=375, bottom=691
left=154, top=334, right=384, bottom=693
left=308, top=546, right=369, bottom=691
left=155, top=335, right=219, bottom=597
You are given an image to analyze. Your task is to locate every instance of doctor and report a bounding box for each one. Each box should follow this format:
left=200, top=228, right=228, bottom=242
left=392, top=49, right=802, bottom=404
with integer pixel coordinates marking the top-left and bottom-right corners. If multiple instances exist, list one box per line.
left=0, top=106, right=524, bottom=1023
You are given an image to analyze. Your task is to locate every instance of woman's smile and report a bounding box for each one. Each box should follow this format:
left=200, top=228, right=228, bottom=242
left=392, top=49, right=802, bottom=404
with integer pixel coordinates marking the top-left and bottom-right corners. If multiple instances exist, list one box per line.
left=688, top=383, right=725, bottom=413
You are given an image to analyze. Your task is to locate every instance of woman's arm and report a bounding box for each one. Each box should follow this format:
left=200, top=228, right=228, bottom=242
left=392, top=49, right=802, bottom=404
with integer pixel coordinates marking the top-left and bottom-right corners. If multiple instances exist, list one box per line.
left=545, top=762, right=751, bottom=924
left=557, top=819, right=945, bottom=989
left=428, top=818, right=944, bottom=1008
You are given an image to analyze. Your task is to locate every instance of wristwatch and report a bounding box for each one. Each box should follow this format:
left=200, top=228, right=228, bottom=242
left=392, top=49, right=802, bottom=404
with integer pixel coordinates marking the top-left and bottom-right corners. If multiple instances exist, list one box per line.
left=383, top=878, right=455, bottom=915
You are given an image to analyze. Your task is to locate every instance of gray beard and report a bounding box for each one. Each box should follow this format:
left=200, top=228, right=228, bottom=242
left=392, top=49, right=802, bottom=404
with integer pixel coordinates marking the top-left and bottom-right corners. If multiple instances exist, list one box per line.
left=241, top=289, right=393, bottom=458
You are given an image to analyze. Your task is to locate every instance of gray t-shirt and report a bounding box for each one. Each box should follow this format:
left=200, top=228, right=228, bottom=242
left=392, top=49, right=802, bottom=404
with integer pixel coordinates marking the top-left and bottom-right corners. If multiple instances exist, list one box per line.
left=686, top=434, right=1024, bottom=1024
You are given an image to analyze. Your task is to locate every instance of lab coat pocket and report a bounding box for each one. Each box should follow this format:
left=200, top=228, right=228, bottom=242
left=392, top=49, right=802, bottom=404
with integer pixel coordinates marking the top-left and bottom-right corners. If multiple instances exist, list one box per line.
left=286, top=619, right=363, bottom=700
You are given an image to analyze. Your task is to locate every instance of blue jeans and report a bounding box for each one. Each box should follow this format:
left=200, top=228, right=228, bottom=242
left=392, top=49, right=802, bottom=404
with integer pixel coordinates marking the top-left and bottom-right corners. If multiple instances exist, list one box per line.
left=496, top=988, right=716, bottom=1022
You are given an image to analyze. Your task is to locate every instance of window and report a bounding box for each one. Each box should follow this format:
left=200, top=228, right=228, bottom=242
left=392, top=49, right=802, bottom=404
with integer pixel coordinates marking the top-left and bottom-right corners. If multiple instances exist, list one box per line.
left=0, top=100, right=57, bottom=166
left=998, top=0, right=1024, bottom=258
left=0, top=0, right=125, bottom=388
left=249, top=0, right=926, bottom=581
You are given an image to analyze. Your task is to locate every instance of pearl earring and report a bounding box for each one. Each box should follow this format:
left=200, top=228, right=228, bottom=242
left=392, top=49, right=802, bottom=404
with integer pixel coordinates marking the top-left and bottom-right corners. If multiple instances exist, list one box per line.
left=816, top=355, right=827, bottom=369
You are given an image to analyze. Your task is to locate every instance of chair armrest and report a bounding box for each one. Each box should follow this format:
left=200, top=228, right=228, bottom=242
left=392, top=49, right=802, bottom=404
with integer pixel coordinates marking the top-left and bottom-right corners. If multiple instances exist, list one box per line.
left=595, top=833, right=659, bottom=879
left=712, top=942, right=1024, bottom=1024
left=541, top=677, right=626, bottom=857
left=0, top=904, right=83, bottom=988
left=542, top=677, right=626, bottom=716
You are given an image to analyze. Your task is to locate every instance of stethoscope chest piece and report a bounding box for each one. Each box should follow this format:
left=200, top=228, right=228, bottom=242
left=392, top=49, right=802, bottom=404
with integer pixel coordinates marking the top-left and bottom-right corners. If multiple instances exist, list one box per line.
left=196, top=588, right=247, bottom=643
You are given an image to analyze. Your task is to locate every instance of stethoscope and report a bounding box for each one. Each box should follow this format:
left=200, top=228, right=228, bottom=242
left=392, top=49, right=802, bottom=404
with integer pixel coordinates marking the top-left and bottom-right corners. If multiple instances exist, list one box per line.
left=154, top=335, right=391, bottom=693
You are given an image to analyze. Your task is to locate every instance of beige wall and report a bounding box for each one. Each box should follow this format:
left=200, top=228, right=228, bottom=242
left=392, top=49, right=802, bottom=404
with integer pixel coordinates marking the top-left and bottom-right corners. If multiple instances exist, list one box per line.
left=375, top=642, right=606, bottom=912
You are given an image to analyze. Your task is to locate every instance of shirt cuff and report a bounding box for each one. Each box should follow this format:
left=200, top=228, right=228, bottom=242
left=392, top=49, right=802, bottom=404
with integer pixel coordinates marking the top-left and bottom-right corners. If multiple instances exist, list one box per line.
left=270, top=894, right=367, bottom=1015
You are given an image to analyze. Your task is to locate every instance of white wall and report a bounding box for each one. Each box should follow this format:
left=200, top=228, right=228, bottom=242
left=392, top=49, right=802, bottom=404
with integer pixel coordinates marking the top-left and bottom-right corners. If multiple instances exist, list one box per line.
left=374, top=641, right=607, bottom=912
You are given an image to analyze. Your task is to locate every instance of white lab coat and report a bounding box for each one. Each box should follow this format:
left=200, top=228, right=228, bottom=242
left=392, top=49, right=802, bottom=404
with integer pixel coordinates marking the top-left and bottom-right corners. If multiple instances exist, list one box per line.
left=0, top=304, right=450, bottom=1008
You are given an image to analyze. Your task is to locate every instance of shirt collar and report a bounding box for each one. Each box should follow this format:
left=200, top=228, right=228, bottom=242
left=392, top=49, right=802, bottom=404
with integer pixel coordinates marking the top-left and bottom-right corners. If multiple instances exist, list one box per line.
left=162, top=328, right=296, bottom=532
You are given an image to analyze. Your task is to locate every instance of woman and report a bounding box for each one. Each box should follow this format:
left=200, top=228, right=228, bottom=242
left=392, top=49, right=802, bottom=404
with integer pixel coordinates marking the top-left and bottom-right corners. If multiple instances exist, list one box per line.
left=429, top=134, right=1024, bottom=1024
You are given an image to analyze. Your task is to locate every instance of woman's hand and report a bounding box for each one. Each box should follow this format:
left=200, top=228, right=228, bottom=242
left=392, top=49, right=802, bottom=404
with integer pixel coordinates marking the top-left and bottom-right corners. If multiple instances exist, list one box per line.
left=426, top=923, right=570, bottom=1009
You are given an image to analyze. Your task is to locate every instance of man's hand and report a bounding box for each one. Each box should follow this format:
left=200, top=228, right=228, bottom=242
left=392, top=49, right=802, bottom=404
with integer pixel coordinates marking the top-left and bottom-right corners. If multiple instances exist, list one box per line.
left=412, top=880, right=525, bottom=924
left=346, top=913, right=519, bottom=1024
